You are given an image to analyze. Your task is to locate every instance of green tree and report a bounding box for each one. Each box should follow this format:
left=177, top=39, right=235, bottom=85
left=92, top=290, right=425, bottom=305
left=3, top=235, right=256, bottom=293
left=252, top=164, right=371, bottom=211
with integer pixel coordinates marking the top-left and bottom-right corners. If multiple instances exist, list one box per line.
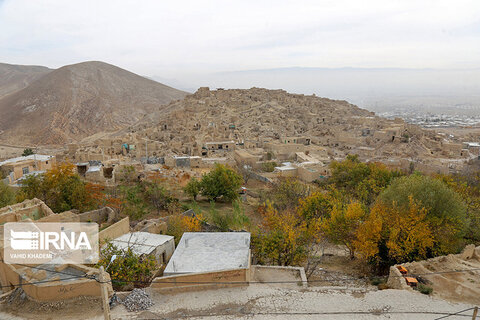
left=16, top=174, right=45, bottom=201
left=264, top=178, right=311, bottom=211
left=118, top=165, right=138, bottom=185
left=328, top=155, right=403, bottom=205
left=200, top=164, right=243, bottom=202
left=0, top=167, right=8, bottom=179
left=141, top=180, right=175, bottom=213
left=378, top=174, right=467, bottom=255
left=261, top=161, right=277, bottom=172
left=435, top=174, right=480, bottom=244
left=96, top=242, right=157, bottom=290
left=0, top=181, right=15, bottom=208
left=119, top=184, right=148, bottom=220
left=206, top=200, right=250, bottom=231
left=22, top=148, right=34, bottom=156
left=184, top=177, right=202, bottom=200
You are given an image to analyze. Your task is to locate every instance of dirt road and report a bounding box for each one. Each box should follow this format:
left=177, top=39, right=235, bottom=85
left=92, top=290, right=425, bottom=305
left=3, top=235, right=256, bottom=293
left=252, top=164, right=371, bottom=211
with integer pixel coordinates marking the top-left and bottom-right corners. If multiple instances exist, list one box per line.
left=0, top=283, right=476, bottom=319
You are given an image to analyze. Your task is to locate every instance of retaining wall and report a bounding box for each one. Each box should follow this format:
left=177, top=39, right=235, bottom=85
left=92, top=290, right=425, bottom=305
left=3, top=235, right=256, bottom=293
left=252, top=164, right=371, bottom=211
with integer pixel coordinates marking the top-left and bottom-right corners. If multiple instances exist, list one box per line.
left=150, top=267, right=250, bottom=294
left=99, top=216, right=130, bottom=242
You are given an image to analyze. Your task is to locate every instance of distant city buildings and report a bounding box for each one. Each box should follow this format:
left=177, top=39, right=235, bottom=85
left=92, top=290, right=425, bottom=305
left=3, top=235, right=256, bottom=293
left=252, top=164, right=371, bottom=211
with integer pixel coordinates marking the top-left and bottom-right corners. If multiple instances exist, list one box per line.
left=379, top=109, right=480, bottom=128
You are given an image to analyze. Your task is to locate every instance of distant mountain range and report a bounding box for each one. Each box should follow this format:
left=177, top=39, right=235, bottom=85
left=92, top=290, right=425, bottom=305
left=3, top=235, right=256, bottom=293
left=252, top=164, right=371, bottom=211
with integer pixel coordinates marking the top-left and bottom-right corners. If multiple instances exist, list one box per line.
left=0, top=61, right=188, bottom=145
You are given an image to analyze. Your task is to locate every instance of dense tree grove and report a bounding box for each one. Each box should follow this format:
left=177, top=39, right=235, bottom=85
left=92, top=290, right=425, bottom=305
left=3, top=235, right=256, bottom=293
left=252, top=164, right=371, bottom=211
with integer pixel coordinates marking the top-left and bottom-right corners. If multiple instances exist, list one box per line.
left=377, top=174, right=467, bottom=255
left=328, top=154, right=403, bottom=205
left=119, top=179, right=179, bottom=220
left=263, top=178, right=312, bottom=211
left=252, top=156, right=476, bottom=274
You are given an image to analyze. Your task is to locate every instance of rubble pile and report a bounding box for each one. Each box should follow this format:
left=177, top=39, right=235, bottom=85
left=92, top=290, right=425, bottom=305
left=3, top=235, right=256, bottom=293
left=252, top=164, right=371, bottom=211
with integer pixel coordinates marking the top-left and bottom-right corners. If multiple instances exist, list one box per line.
left=122, top=288, right=154, bottom=312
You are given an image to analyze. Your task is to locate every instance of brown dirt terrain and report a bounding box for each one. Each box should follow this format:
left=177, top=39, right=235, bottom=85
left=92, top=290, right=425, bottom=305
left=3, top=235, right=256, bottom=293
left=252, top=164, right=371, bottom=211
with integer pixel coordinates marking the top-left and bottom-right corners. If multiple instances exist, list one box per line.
left=0, top=289, right=103, bottom=320
left=396, top=245, right=480, bottom=305
left=0, top=63, right=51, bottom=99
left=0, top=61, right=188, bottom=145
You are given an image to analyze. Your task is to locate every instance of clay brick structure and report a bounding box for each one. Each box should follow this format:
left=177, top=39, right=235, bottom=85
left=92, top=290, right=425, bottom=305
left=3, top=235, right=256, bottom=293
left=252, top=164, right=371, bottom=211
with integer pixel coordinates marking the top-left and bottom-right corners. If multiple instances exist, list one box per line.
left=61, top=87, right=478, bottom=181
left=0, top=155, right=56, bottom=184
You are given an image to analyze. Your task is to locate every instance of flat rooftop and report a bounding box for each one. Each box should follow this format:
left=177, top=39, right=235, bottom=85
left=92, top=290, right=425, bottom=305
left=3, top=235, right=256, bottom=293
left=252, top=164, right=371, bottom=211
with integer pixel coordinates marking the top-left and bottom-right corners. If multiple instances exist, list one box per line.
left=110, top=232, right=174, bottom=256
left=164, top=232, right=250, bottom=275
left=0, top=154, right=54, bottom=166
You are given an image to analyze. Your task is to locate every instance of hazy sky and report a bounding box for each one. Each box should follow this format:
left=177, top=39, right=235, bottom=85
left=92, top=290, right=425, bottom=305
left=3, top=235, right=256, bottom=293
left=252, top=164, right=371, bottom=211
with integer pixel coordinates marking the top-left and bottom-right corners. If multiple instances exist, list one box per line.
left=1, top=0, right=480, bottom=79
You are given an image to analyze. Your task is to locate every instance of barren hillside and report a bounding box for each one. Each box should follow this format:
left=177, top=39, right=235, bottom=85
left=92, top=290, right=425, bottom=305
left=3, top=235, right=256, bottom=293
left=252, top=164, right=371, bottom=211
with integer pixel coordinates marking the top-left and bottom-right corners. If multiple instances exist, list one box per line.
left=0, top=61, right=188, bottom=145
left=0, top=63, right=52, bottom=99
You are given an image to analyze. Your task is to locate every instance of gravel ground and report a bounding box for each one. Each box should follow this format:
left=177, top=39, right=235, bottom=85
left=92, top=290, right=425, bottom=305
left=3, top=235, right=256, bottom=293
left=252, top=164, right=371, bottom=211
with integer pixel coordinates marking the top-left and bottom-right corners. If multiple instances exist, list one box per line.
left=0, top=284, right=475, bottom=319
left=108, top=284, right=476, bottom=320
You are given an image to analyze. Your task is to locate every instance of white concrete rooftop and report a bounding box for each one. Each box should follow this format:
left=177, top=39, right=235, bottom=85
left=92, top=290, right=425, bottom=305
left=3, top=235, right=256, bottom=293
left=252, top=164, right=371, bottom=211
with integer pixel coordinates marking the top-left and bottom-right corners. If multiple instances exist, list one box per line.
left=164, top=232, right=250, bottom=275
left=0, top=154, right=54, bottom=166
left=110, top=232, right=174, bottom=256
left=86, top=165, right=102, bottom=172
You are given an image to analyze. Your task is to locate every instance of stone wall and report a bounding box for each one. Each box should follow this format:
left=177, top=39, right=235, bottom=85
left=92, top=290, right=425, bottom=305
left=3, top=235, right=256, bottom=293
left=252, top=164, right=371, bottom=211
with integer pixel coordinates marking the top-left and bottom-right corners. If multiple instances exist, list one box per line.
left=0, top=261, right=113, bottom=301
left=150, top=267, right=250, bottom=294
left=78, top=207, right=116, bottom=224
left=0, top=198, right=54, bottom=224
left=99, top=216, right=130, bottom=242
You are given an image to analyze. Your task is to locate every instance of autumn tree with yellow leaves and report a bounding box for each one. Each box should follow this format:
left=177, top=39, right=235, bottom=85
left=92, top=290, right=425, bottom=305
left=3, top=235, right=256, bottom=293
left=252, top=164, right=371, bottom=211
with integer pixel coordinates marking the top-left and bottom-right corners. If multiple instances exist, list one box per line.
left=320, top=201, right=366, bottom=259
left=355, top=197, right=434, bottom=269
left=297, top=190, right=335, bottom=221
left=378, top=174, right=467, bottom=256
left=252, top=202, right=321, bottom=266
left=17, top=162, right=94, bottom=212
left=167, top=213, right=203, bottom=245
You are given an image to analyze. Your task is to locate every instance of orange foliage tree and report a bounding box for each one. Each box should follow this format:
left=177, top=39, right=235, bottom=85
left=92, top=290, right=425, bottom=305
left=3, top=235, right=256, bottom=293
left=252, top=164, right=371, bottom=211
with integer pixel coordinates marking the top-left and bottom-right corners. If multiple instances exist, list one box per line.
left=17, top=162, right=123, bottom=213
left=18, top=162, right=92, bottom=212
left=167, top=213, right=203, bottom=245
left=85, top=183, right=123, bottom=211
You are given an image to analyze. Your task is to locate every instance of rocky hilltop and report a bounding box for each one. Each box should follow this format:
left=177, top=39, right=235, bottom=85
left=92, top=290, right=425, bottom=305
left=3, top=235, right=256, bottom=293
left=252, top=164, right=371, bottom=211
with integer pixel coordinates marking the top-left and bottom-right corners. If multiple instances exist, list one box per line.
left=0, top=61, right=188, bottom=145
